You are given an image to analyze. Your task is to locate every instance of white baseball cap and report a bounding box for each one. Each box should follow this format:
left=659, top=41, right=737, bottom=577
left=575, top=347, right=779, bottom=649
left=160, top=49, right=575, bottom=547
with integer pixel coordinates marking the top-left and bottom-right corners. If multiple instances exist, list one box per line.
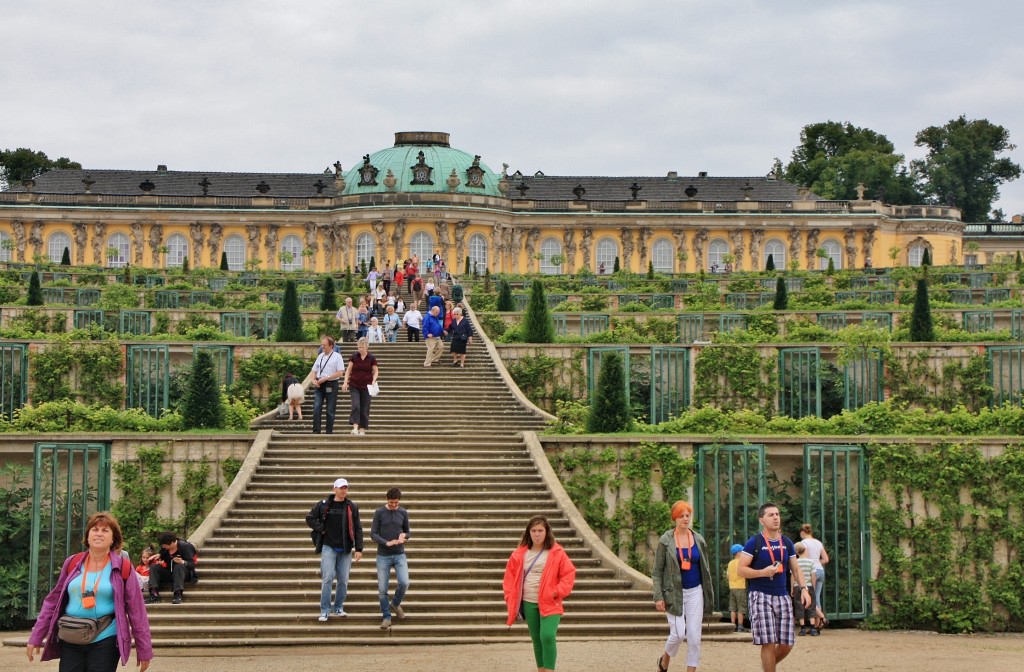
left=333, top=478, right=349, bottom=489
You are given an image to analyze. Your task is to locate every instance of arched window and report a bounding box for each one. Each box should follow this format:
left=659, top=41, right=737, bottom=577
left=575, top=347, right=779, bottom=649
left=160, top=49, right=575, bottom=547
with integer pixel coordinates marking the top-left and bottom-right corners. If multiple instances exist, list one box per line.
left=819, top=239, right=842, bottom=270
left=908, top=243, right=927, bottom=267
left=355, top=232, right=376, bottom=268
left=651, top=238, right=674, bottom=273
left=280, top=234, right=303, bottom=271
left=0, top=231, right=11, bottom=263
left=224, top=234, right=245, bottom=271
left=409, top=231, right=434, bottom=264
left=539, top=237, right=563, bottom=275
left=764, top=238, right=786, bottom=270
left=468, top=233, right=488, bottom=274
left=165, top=233, right=189, bottom=268
left=107, top=232, right=131, bottom=268
left=48, top=231, right=72, bottom=264
left=595, top=237, right=618, bottom=274
left=708, top=238, right=729, bottom=270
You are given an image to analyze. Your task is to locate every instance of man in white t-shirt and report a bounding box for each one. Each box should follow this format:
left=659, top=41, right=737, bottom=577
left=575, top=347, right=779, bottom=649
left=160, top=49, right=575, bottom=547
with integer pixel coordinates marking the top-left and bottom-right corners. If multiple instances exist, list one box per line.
left=311, top=336, right=346, bottom=434
left=403, top=307, right=423, bottom=342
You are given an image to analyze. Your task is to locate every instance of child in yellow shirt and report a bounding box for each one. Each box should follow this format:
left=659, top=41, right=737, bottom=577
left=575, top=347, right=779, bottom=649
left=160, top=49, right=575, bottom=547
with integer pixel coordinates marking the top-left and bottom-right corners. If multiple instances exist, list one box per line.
left=726, top=543, right=748, bottom=633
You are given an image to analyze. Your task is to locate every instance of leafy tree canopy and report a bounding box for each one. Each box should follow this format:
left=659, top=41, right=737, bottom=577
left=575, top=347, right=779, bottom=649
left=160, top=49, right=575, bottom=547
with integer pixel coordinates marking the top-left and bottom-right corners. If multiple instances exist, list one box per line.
left=0, top=147, right=81, bottom=189
left=783, top=121, right=920, bottom=203
left=912, top=115, right=1021, bottom=223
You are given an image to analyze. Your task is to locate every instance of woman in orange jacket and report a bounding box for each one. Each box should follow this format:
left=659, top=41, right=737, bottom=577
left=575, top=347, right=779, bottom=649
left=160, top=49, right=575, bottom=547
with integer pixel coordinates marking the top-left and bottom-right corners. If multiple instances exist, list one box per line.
left=503, top=515, right=576, bottom=672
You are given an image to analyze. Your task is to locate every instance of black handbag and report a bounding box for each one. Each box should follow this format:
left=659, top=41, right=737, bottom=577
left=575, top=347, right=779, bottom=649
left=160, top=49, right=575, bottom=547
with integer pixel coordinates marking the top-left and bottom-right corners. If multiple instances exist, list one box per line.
left=57, top=614, right=114, bottom=645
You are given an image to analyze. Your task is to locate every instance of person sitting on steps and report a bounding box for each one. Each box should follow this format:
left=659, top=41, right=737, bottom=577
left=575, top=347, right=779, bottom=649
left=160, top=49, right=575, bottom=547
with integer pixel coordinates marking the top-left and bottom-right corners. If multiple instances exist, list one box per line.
left=145, top=532, right=198, bottom=605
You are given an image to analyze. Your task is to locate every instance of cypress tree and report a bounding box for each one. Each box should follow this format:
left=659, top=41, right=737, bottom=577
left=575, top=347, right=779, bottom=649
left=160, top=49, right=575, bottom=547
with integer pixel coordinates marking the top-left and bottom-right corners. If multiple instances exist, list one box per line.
left=766, top=254, right=775, bottom=272
left=182, top=256, right=189, bottom=273
left=522, top=279, right=555, bottom=343
left=483, top=268, right=492, bottom=293
left=343, top=267, right=352, bottom=291
left=369, top=256, right=376, bottom=273
left=182, top=350, right=224, bottom=429
left=496, top=279, right=514, bottom=311
left=27, top=271, right=43, bottom=306
left=465, top=256, right=470, bottom=275
left=613, top=256, right=620, bottom=273
left=1016, top=250, right=1023, bottom=270
left=220, top=251, right=229, bottom=271
left=773, top=276, right=788, bottom=310
left=909, top=278, right=934, bottom=342
left=586, top=352, right=630, bottom=433
left=647, top=260, right=655, bottom=279
left=922, top=248, right=932, bottom=267
left=320, top=275, right=338, bottom=312
left=360, top=259, right=367, bottom=277
left=60, top=247, right=71, bottom=266
left=826, top=257, right=835, bottom=276
left=275, top=279, right=305, bottom=342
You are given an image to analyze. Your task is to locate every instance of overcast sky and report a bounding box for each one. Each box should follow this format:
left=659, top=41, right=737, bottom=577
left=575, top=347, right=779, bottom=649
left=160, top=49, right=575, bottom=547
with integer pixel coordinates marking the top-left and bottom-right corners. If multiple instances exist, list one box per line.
left=4, top=1, right=1022, bottom=218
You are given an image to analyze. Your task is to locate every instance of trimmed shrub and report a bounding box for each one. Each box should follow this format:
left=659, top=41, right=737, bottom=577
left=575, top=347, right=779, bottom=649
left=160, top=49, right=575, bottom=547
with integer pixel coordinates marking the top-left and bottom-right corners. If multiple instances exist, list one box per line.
left=320, top=275, right=338, bottom=312
left=773, top=276, right=788, bottom=310
left=220, top=251, right=229, bottom=271
left=26, top=271, right=43, bottom=306
left=766, top=254, right=775, bottom=272
left=275, top=279, right=305, bottom=342
left=182, top=350, right=224, bottom=429
left=910, top=278, right=934, bottom=341
left=496, top=280, right=514, bottom=312
left=586, top=352, right=631, bottom=432
left=60, top=247, right=71, bottom=266
left=521, top=279, right=555, bottom=343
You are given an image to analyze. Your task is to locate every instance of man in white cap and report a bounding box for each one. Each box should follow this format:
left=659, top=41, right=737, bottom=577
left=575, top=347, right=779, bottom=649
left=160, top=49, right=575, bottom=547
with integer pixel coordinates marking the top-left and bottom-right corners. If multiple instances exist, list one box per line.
left=306, top=478, right=364, bottom=621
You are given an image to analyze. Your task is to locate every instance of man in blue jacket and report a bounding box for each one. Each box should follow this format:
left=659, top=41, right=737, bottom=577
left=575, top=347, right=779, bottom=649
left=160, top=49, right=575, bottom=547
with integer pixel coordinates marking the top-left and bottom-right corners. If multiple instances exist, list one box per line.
left=422, top=305, right=445, bottom=367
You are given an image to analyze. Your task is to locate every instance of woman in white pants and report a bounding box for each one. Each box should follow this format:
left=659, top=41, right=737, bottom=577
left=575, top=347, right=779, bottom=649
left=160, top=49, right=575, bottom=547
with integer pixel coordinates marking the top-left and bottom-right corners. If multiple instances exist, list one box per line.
left=652, top=501, right=715, bottom=672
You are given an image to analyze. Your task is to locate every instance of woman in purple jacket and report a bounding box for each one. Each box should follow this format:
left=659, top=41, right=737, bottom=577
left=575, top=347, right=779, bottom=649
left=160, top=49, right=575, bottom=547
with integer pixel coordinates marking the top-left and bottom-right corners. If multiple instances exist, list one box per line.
left=26, top=512, right=153, bottom=671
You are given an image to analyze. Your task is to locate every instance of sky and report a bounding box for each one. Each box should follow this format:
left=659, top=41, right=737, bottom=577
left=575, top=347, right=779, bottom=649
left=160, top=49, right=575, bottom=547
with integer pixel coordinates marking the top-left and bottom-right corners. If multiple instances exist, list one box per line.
left=3, top=1, right=1023, bottom=218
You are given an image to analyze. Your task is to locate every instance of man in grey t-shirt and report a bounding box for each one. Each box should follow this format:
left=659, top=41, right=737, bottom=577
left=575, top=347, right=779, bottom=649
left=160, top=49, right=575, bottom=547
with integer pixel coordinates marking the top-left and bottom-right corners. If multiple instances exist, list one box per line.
left=370, top=487, right=410, bottom=629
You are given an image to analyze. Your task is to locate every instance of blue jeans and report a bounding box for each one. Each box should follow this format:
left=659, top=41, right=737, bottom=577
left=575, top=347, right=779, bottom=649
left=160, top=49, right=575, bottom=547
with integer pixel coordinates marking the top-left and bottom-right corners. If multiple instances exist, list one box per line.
left=312, top=383, right=338, bottom=434
left=813, top=567, right=825, bottom=614
left=376, top=553, right=409, bottom=618
left=320, top=546, right=353, bottom=614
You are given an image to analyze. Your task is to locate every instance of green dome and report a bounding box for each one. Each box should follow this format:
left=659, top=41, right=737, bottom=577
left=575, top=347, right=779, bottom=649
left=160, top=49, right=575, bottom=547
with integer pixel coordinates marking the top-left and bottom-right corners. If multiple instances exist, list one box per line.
left=342, top=132, right=503, bottom=197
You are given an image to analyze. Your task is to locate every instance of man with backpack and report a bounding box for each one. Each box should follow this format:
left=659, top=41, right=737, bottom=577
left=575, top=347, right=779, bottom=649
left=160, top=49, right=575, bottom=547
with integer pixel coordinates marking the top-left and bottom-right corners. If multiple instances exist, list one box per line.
left=145, top=532, right=198, bottom=605
left=306, top=478, right=364, bottom=621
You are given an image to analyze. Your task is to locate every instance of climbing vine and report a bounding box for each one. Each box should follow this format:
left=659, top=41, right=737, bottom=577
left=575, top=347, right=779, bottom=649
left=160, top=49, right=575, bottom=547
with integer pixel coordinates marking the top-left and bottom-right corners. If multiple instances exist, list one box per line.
left=507, top=350, right=586, bottom=412
left=693, top=345, right=777, bottom=414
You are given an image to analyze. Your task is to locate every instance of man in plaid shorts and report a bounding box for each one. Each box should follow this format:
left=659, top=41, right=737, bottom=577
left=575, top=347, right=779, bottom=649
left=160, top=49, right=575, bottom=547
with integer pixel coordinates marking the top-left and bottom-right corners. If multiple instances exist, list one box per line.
left=738, top=502, right=812, bottom=672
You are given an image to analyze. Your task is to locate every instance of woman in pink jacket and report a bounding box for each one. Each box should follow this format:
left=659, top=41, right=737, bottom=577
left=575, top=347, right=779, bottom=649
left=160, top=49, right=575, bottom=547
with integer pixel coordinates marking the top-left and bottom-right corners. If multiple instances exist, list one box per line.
left=26, top=512, right=153, bottom=671
left=503, top=515, right=576, bottom=672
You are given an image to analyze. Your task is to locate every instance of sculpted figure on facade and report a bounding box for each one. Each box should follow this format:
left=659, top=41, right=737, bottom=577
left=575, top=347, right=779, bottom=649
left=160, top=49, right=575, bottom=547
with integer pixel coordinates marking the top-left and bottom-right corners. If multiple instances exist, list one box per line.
left=148, top=223, right=164, bottom=262
left=91, top=222, right=108, bottom=265
left=748, top=228, right=764, bottom=271
left=729, top=229, right=745, bottom=269
left=563, top=227, right=577, bottom=271
left=843, top=228, right=858, bottom=269
left=620, top=227, right=634, bottom=271
left=788, top=228, right=802, bottom=269
left=129, top=222, right=144, bottom=265
left=805, top=228, right=820, bottom=268
left=302, top=222, right=318, bottom=263
left=862, top=228, right=877, bottom=263
left=245, top=224, right=261, bottom=262
left=264, top=224, right=279, bottom=262
left=692, top=228, right=709, bottom=270
left=637, top=227, right=652, bottom=269
left=371, top=220, right=387, bottom=264
left=434, top=220, right=451, bottom=262
left=391, top=219, right=407, bottom=261
left=29, top=221, right=44, bottom=260
left=949, top=241, right=958, bottom=265
left=453, top=220, right=469, bottom=264
left=580, top=228, right=593, bottom=269
left=319, top=224, right=335, bottom=268
left=189, top=223, right=206, bottom=264
left=335, top=223, right=351, bottom=269
left=490, top=223, right=504, bottom=273
left=10, top=221, right=26, bottom=262
left=208, top=222, right=224, bottom=266
left=73, top=222, right=88, bottom=265
left=671, top=228, right=688, bottom=272
left=524, top=227, right=541, bottom=272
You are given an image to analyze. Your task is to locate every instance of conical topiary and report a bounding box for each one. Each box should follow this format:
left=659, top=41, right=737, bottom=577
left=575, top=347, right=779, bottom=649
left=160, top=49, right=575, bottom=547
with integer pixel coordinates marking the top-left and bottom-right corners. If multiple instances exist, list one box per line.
left=522, top=279, right=555, bottom=343
left=61, top=247, right=71, bottom=266
left=496, top=279, right=514, bottom=311
left=922, top=248, right=932, bottom=267
left=613, top=256, right=620, bottom=273
left=275, top=279, right=305, bottom=342
left=773, top=276, right=788, bottom=310
left=320, top=274, right=338, bottom=312
left=766, top=254, right=775, bottom=272
left=465, top=256, right=470, bottom=275
left=1016, top=250, right=1022, bottom=270
left=586, top=352, right=631, bottom=433
left=220, top=251, right=229, bottom=271
left=27, top=271, right=43, bottom=306
left=909, top=278, right=934, bottom=342
left=182, top=350, right=224, bottom=429
left=826, top=257, right=835, bottom=276
left=182, top=256, right=189, bottom=273
left=647, top=260, right=655, bottom=280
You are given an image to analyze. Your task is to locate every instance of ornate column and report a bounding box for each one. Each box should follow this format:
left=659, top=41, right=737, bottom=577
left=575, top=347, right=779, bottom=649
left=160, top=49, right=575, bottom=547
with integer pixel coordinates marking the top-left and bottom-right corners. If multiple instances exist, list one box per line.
left=637, top=226, right=652, bottom=270
left=491, top=223, right=504, bottom=274
left=209, top=223, right=224, bottom=266
left=10, top=221, right=25, bottom=263
left=434, top=220, right=451, bottom=264
left=749, top=229, right=764, bottom=271
left=372, top=220, right=387, bottom=265
left=73, top=222, right=88, bottom=265
left=454, top=220, right=469, bottom=268
left=148, top=223, right=164, bottom=266
left=692, top=228, right=708, bottom=271
left=390, top=219, right=407, bottom=263
left=580, top=228, right=593, bottom=271
left=129, top=222, right=144, bottom=265
left=730, top=229, right=745, bottom=270
left=620, top=227, right=634, bottom=272
left=861, top=228, right=877, bottom=267
left=189, top=222, right=206, bottom=266
left=264, top=224, right=279, bottom=267
left=672, top=228, right=688, bottom=273
left=91, top=222, right=108, bottom=265
left=805, top=228, right=820, bottom=269
left=303, top=222, right=319, bottom=270
left=524, top=227, right=541, bottom=273
left=563, top=228, right=577, bottom=271
left=788, top=228, right=802, bottom=269
left=245, top=224, right=260, bottom=266
left=335, top=223, right=351, bottom=271
left=320, top=224, right=336, bottom=269
left=843, top=228, right=858, bottom=269
left=30, top=221, right=44, bottom=260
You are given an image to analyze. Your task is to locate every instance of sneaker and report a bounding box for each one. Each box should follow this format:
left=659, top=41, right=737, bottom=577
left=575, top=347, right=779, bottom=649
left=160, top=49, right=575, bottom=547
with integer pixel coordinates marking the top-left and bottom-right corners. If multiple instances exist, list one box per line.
left=380, top=617, right=392, bottom=629
left=358, top=429, right=365, bottom=435
left=171, top=593, right=183, bottom=605
left=737, top=626, right=749, bottom=633
left=810, top=627, right=820, bottom=636
left=318, top=613, right=329, bottom=622
left=799, top=627, right=806, bottom=636
left=331, top=609, right=348, bottom=618
left=144, top=594, right=161, bottom=605
left=350, top=428, right=360, bottom=435
left=390, top=602, right=406, bottom=619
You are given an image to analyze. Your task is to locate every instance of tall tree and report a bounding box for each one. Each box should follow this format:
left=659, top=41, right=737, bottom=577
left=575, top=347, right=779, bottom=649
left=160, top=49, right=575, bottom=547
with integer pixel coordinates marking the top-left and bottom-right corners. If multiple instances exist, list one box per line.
left=783, top=121, right=920, bottom=203
left=60, top=247, right=71, bottom=266
left=220, top=251, right=229, bottom=271
left=496, top=279, right=514, bottom=312
left=276, top=280, right=305, bottom=342
left=586, top=352, right=630, bottom=433
left=521, top=279, right=555, bottom=343
left=319, top=274, right=338, bottom=312
left=912, top=115, right=1021, bottom=222
left=909, top=278, right=934, bottom=342
left=772, top=276, right=788, bottom=310
left=0, top=148, right=81, bottom=189
left=26, top=271, right=43, bottom=306
left=182, top=350, right=224, bottom=429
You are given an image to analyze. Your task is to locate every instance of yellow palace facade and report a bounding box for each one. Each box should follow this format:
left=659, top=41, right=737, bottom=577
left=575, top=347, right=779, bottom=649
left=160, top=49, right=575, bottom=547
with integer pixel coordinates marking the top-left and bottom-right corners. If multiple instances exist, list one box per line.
left=0, top=132, right=965, bottom=274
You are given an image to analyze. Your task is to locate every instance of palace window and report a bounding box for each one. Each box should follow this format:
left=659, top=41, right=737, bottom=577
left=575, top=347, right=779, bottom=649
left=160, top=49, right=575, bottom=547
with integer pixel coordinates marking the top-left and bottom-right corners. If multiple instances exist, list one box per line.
left=166, top=233, right=189, bottom=268
left=908, top=244, right=927, bottom=267
left=355, top=232, right=375, bottom=268
left=48, top=231, right=72, bottom=264
left=539, top=237, right=563, bottom=275
left=0, top=231, right=10, bottom=262
left=764, top=238, right=786, bottom=270
left=819, top=239, right=842, bottom=270
left=652, top=238, right=674, bottom=273
left=280, top=234, right=303, bottom=271
left=107, top=232, right=131, bottom=268
left=595, top=237, right=618, bottom=273
left=708, top=238, right=729, bottom=270
left=468, top=233, right=488, bottom=274
left=224, top=234, right=246, bottom=271
left=409, top=231, right=435, bottom=264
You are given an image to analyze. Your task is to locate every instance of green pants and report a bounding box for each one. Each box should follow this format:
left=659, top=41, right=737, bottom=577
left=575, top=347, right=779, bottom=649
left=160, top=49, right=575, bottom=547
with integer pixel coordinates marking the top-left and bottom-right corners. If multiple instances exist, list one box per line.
left=523, top=601, right=562, bottom=669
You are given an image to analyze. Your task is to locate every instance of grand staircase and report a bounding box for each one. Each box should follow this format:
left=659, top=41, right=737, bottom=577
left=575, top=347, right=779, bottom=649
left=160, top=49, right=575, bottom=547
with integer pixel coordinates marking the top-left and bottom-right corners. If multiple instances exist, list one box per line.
left=143, top=319, right=733, bottom=645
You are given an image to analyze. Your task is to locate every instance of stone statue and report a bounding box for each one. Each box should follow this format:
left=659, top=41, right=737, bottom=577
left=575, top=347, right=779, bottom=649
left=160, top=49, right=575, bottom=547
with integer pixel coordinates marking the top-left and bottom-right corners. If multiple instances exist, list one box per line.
left=491, top=223, right=504, bottom=273
left=580, top=228, right=593, bottom=269
left=862, top=228, right=877, bottom=264
left=454, top=220, right=469, bottom=264
left=148, top=223, right=164, bottom=262
left=855, top=182, right=866, bottom=201
left=524, top=227, right=541, bottom=272
left=509, top=227, right=524, bottom=265
left=748, top=229, right=764, bottom=271
left=637, top=227, right=652, bottom=270
left=563, top=227, right=577, bottom=271
left=29, top=221, right=44, bottom=259
left=843, top=228, right=858, bottom=269
left=372, top=220, right=387, bottom=265
left=730, top=229, right=744, bottom=269
left=335, top=223, right=350, bottom=269
left=91, top=222, right=108, bottom=265
left=129, top=221, right=144, bottom=265
left=788, top=228, right=802, bottom=269
left=434, top=220, right=450, bottom=262
left=11, top=221, right=26, bottom=262
left=208, top=222, right=224, bottom=266
left=73, top=222, right=88, bottom=264
left=805, top=228, right=820, bottom=268
left=304, top=222, right=319, bottom=263
left=949, top=241, right=958, bottom=266
left=620, top=228, right=634, bottom=272
left=391, top=219, right=407, bottom=261
left=692, top=228, right=709, bottom=271
left=246, top=224, right=261, bottom=262
left=264, top=224, right=279, bottom=262
left=320, top=224, right=335, bottom=268
left=672, top=228, right=688, bottom=272
left=189, top=223, right=206, bottom=264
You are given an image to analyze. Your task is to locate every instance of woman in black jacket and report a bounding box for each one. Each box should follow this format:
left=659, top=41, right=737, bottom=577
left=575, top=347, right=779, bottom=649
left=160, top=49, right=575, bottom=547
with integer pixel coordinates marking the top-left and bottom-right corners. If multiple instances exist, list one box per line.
left=447, top=307, right=473, bottom=368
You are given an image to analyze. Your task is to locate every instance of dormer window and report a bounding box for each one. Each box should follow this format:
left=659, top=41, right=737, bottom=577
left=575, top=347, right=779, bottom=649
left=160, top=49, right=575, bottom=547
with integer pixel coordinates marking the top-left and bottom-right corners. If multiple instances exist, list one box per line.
left=410, top=151, right=434, bottom=185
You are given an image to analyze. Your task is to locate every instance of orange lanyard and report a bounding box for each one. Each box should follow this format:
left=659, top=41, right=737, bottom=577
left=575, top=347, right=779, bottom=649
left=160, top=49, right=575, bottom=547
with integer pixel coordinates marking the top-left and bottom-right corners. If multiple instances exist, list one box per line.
left=81, top=557, right=109, bottom=602
left=762, top=533, right=784, bottom=567
left=674, top=528, right=693, bottom=569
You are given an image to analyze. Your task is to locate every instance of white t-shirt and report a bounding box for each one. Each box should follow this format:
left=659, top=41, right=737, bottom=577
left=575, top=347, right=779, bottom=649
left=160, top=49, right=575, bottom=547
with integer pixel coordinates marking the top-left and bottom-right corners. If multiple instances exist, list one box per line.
left=801, top=537, right=825, bottom=571
left=403, top=309, right=422, bottom=329
left=310, top=350, right=345, bottom=381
